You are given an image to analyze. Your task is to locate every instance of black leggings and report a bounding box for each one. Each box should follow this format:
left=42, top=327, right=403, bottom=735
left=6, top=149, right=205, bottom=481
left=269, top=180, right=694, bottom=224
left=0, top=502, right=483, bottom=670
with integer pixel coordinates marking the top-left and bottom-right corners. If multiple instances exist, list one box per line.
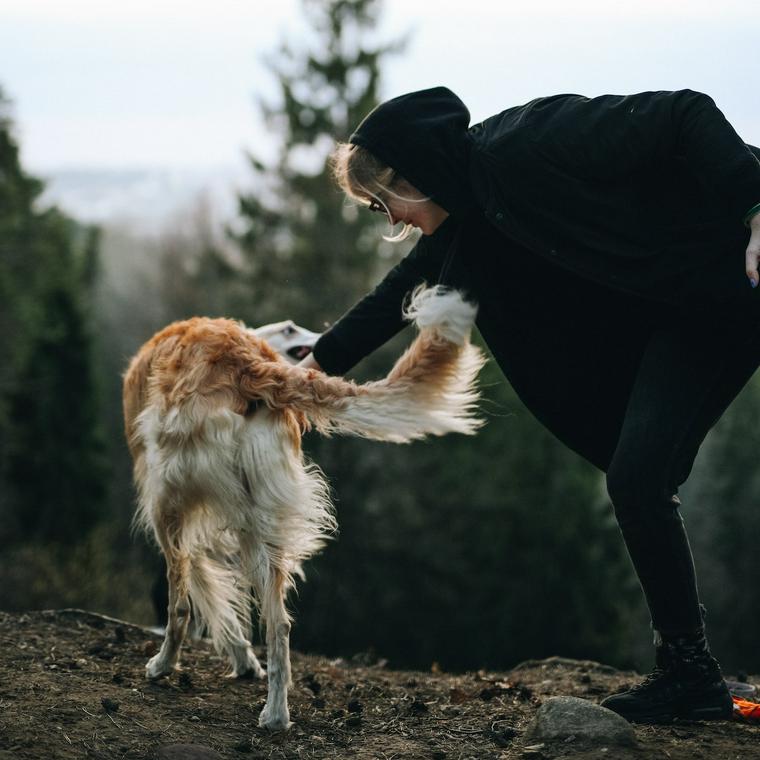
left=605, top=312, right=759, bottom=635
left=472, top=242, right=760, bottom=637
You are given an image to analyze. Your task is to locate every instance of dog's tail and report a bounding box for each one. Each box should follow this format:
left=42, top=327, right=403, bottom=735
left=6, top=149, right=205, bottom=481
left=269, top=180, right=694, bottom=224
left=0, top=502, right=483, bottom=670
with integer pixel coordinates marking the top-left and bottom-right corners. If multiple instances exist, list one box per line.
left=242, top=286, right=486, bottom=443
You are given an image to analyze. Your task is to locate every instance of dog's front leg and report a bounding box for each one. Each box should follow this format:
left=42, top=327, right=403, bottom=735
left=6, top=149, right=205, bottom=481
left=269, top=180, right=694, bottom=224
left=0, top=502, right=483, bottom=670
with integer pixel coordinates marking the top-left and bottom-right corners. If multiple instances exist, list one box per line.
left=257, top=567, right=292, bottom=731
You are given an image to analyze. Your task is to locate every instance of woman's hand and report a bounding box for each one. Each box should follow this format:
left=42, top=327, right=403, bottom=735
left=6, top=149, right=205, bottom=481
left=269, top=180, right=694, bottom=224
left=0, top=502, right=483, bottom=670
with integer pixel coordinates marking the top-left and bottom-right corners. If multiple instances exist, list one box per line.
left=746, top=210, right=760, bottom=288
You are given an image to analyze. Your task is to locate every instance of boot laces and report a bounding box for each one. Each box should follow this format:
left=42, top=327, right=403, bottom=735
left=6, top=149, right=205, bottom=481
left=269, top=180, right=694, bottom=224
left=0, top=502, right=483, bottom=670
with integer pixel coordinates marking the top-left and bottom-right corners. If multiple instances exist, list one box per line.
left=629, top=665, right=673, bottom=694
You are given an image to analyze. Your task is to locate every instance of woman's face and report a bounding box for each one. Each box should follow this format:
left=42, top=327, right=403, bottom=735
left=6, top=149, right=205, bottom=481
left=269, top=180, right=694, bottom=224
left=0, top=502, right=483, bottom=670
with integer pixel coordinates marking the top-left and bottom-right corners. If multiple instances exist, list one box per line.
left=368, top=179, right=449, bottom=236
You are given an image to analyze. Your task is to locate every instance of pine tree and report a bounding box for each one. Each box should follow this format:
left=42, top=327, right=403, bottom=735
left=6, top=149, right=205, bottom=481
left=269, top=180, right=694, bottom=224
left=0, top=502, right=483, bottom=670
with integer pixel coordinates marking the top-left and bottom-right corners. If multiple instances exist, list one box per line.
left=234, top=0, right=405, bottom=330
left=0, top=87, right=106, bottom=545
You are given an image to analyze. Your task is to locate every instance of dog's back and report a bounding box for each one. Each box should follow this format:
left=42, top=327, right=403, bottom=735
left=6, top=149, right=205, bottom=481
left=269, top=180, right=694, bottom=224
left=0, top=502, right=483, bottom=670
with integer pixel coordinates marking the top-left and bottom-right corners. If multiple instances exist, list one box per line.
left=124, top=317, right=311, bottom=538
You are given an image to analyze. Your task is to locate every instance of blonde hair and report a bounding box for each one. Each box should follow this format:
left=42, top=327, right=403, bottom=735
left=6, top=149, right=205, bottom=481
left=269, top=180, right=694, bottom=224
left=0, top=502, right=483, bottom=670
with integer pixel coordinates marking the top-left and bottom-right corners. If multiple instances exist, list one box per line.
left=329, top=142, right=428, bottom=242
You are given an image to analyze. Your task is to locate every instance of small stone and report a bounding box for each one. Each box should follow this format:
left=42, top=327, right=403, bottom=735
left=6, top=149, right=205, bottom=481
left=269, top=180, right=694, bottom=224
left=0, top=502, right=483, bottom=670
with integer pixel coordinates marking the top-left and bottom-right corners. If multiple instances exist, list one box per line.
left=347, top=699, right=363, bottom=713
left=524, top=697, right=636, bottom=747
left=303, top=672, right=321, bottom=695
left=491, top=729, right=515, bottom=748
left=410, top=699, right=428, bottom=715
left=449, top=687, right=468, bottom=704
left=101, top=697, right=120, bottom=713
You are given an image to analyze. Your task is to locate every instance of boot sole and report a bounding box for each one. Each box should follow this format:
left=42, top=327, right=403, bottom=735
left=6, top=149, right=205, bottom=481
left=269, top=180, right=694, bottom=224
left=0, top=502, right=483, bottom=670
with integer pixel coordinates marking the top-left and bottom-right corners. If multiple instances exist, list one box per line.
left=626, top=702, right=734, bottom=724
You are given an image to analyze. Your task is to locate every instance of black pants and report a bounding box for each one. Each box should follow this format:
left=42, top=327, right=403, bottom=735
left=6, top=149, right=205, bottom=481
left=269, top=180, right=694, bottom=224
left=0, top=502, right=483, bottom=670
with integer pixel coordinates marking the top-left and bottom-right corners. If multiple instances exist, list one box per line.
left=470, top=237, right=760, bottom=638
left=605, top=311, right=759, bottom=635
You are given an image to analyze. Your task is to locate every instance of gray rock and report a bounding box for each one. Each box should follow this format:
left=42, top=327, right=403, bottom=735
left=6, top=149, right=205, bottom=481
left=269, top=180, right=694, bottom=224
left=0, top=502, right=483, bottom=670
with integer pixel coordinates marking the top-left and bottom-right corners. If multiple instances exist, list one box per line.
left=524, top=696, right=637, bottom=746
left=157, top=745, right=223, bottom=760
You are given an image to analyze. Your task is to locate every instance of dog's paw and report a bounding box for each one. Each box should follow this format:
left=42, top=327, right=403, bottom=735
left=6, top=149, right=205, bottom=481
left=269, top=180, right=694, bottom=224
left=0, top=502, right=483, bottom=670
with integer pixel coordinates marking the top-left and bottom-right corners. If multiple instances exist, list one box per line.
left=228, top=663, right=267, bottom=680
left=227, top=644, right=266, bottom=680
left=258, top=703, right=292, bottom=732
left=145, top=655, right=174, bottom=680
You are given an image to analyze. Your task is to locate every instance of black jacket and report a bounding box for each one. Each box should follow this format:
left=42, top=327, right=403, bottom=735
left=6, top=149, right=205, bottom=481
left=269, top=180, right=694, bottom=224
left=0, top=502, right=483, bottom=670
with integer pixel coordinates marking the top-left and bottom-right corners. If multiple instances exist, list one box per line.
left=315, top=88, right=760, bottom=378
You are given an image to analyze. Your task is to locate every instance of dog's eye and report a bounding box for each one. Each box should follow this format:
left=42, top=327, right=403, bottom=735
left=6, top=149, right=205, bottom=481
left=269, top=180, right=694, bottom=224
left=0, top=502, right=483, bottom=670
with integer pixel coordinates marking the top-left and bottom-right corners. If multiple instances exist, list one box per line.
left=283, top=325, right=295, bottom=336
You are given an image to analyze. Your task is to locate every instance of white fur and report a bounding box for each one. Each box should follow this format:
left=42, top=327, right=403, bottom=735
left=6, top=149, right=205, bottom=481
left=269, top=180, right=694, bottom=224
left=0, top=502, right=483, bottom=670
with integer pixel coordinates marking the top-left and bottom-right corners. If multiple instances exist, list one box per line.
left=404, top=284, right=478, bottom=345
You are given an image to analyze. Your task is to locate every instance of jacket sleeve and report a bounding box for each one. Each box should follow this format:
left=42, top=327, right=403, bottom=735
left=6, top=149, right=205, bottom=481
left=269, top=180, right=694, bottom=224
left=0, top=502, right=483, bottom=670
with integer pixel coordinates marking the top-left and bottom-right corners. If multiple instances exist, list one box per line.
left=527, top=89, right=760, bottom=224
left=312, top=222, right=454, bottom=376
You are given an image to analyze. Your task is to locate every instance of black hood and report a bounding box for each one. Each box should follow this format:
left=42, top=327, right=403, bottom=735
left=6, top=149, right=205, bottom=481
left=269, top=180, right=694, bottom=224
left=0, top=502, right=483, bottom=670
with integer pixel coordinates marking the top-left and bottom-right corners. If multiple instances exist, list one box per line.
left=349, top=87, right=475, bottom=216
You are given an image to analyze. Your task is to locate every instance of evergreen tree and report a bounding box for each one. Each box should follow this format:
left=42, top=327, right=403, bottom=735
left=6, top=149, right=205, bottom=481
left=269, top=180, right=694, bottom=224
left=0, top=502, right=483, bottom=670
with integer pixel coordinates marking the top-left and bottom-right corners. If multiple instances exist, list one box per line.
left=0, top=87, right=44, bottom=437
left=233, top=0, right=405, bottom=330
left=0, top=87, right=106, bottom=545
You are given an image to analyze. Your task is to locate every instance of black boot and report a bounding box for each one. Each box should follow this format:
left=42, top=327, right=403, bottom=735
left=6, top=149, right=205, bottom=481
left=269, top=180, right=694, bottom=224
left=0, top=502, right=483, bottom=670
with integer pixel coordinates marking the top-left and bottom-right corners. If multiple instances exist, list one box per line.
left=601, top=629, right=734, bottom=724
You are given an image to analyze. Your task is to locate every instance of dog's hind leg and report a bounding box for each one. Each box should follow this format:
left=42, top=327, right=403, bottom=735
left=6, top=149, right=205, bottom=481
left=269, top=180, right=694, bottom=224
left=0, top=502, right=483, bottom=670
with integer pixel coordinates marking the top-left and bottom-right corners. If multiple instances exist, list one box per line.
left=224, top=610, right=265, bottom=680
left=186, top=545, right=265, bottom=679
left=239, top=408, right=335, bottom=730
left=146, top=512, right=192, bottom=679
left=253, top=557, right=293, bottom=731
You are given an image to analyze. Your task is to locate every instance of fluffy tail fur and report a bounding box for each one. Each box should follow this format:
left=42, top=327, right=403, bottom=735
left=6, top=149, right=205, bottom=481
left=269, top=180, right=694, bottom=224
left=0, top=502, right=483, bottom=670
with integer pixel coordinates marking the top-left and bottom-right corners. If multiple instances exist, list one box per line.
left=243, top=286, right=486, bottom=443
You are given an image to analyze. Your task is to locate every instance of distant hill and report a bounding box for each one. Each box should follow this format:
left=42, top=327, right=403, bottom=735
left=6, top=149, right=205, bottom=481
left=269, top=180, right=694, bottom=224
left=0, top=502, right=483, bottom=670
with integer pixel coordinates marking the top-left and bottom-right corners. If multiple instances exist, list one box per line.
left=36, top=166, right=247, bottom=233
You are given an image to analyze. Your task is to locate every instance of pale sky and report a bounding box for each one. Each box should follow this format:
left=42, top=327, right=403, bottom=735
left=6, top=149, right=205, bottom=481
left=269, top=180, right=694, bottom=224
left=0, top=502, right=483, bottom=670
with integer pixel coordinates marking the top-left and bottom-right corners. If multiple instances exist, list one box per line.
left=1, top=0, right=759, bottom=173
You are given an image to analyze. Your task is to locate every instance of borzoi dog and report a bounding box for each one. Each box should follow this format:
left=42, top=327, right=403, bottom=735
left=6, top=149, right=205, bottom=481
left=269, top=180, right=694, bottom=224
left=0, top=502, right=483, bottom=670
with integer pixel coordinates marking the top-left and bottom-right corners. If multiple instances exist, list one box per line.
left=122, top=286, right=484, bottom=731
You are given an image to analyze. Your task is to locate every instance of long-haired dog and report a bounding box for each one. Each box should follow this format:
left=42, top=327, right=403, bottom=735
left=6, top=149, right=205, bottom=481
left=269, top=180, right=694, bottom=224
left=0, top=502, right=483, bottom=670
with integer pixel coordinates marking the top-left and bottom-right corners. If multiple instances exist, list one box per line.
left=123, top=286, right=484, bottom=731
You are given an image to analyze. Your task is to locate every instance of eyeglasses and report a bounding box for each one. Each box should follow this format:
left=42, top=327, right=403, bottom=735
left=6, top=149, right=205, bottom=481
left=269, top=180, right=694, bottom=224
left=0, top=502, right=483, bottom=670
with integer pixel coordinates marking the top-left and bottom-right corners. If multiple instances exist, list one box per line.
left=367, top=198, right=386, bottom=214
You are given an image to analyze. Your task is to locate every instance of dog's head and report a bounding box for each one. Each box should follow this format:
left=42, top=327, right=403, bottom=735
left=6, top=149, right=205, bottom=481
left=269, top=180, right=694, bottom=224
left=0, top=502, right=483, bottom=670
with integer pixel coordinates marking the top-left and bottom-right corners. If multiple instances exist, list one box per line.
left=251, top=320, right=321, bottom=364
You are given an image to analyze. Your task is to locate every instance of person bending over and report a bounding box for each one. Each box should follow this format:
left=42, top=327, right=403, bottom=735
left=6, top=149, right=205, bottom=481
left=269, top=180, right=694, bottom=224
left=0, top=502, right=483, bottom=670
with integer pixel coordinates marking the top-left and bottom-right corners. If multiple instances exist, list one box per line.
left=300, top=86, right=760, bottom=724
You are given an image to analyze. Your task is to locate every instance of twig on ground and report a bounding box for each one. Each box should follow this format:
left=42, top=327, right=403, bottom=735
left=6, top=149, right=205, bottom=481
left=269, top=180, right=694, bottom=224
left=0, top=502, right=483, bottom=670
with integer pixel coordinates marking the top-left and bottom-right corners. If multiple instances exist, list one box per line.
left=105, top=710, right=121, bottom=729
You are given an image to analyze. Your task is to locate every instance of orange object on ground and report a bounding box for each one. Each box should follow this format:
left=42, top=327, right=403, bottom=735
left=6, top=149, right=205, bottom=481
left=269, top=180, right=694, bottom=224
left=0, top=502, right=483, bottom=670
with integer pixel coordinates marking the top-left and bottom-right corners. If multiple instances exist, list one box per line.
left=732, top=696, right=760, bottom=721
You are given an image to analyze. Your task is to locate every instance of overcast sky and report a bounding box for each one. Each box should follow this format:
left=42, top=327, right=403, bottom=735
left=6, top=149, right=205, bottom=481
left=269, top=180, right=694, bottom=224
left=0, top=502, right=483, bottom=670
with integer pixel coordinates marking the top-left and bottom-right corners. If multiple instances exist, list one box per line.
left=2, top=0, right=759, bottom=173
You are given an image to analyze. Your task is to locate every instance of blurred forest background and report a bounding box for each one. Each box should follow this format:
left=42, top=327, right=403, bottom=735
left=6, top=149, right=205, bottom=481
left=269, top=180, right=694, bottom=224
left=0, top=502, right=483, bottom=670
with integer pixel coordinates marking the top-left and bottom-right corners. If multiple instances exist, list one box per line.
left=1, top=0, right=759, bottom=677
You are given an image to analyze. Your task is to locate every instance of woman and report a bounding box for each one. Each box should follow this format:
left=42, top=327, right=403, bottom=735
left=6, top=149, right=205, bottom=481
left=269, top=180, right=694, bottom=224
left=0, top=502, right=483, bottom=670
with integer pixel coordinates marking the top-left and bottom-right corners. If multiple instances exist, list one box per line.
left=300, top=86, right=760, bottom=723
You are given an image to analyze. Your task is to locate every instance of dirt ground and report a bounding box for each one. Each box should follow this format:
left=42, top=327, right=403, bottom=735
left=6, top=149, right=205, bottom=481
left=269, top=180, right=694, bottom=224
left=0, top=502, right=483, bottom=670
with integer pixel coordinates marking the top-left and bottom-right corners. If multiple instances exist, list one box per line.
left=0, top=610, right=758, bottom=760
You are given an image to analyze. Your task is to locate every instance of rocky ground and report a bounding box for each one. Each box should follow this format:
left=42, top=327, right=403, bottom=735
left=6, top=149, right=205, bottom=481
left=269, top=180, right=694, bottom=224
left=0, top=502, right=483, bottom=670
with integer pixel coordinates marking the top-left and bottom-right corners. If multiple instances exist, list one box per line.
left=0, top=610, right=758, bottom=760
